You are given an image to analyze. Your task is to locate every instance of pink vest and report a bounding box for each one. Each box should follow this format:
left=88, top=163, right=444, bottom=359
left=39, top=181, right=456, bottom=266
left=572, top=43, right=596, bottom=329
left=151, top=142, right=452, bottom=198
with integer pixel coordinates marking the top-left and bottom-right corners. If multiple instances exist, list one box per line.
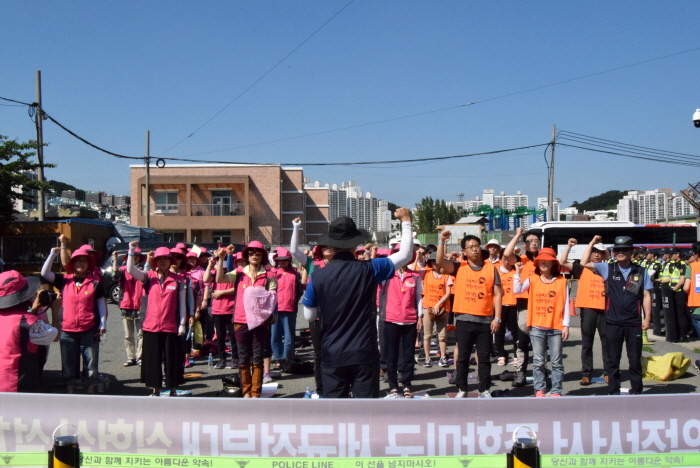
left=142, top=270, right=184, bottom=333
left=118, top=266, right=144, bottom=310
left=233, top=267, right=275, bottom=324
left=60, top=274, right=99, bottom=332
left=211, top=281, right=235, bottom=316
left=275, top=266, right=300, bottom=312
left=0, top=307, right=40, bottom=392
left=384, top=271, right=420, bottom=323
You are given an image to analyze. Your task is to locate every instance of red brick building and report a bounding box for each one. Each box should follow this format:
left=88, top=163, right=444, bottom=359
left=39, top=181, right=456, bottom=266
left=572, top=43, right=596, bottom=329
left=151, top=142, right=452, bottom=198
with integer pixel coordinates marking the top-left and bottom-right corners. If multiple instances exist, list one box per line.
left=130, top=164, right=324, bottom=245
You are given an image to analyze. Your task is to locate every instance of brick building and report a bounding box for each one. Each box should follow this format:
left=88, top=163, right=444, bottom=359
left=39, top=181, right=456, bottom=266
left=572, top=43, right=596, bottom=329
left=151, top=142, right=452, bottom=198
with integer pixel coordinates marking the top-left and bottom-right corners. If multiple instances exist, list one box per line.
left=130, top=164, right=322, bottom=245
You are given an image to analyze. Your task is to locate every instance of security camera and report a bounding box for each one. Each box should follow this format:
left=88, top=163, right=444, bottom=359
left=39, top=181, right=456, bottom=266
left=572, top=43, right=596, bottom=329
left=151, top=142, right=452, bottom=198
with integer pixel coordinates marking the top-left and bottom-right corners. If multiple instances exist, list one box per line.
left=694, top=109, right=700, bottom=128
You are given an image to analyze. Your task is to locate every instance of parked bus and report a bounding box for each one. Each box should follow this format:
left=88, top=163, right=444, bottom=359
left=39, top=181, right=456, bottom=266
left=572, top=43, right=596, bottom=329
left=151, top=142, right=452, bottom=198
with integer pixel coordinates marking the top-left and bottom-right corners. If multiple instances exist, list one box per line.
left=527, top=221, right=697, bottom=260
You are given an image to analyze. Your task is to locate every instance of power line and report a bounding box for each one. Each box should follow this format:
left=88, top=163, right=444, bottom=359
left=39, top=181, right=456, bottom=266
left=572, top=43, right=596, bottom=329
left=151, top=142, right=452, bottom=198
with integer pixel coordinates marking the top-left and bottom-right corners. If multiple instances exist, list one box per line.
left=557, top=142, right=700, bottom=167
left=171, top=46, right=700, bottom=159
left=158, top=0, right=356, bottom=157
left=559, top=130, right=700, bottom=160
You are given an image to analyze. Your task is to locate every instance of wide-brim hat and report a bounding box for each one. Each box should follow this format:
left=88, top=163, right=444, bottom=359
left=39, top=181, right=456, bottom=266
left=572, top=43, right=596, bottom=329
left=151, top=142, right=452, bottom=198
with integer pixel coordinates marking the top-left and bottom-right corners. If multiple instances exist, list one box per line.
left=533, top=247, right=559, bottom=267
left=485, top=239, right=502, bottom=249
left=273, top=247, right=292, bottom=262
left=65, top=249, right=97, bottom=274
left=0, top=271, right=41, bottom=309
left=150, top=246, right=174, bottom=269
left=242, top=241, right=270, bottom=266
left=122, top=247, right=144, bottom=264
left=317, top=216, right=370, bottom=249
left=592, top=243, right=607, bottom=252
left=78, top=244, right=102, bottom=262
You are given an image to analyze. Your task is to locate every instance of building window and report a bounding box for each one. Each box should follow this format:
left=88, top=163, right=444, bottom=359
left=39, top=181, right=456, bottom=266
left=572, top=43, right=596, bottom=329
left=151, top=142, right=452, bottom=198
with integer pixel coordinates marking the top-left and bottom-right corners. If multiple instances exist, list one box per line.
left=212, top=230, right=231, bottom=245
left=211, top=190, right=231, bottom=216
left=161, top=231, right=186, bottom=242
left=154, top=191, right=179, bottom=213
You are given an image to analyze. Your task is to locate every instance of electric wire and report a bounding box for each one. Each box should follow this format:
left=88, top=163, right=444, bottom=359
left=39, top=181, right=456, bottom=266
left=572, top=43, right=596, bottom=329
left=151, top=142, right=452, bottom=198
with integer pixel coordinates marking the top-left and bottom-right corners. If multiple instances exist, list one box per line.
left=158, top=0, right=356, bottom=157
left=558, top=130, right=700, bottom=160
left=558, top=135, right=700, bottom=166
left=557, top=143, right=700, bottom=167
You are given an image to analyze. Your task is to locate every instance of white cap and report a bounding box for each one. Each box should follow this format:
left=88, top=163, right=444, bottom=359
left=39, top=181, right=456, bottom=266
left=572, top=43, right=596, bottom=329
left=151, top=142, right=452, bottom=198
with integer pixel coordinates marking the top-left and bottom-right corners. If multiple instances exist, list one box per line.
left=485, top=239, right=502, bottom=248
left=593, top=243, right=606, bottom=251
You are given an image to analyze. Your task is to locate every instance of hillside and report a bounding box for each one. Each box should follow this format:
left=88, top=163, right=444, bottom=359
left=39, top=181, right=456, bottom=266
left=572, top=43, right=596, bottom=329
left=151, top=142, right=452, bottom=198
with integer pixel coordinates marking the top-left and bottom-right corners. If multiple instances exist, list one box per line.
left=571, top=190, right=627, bottom=212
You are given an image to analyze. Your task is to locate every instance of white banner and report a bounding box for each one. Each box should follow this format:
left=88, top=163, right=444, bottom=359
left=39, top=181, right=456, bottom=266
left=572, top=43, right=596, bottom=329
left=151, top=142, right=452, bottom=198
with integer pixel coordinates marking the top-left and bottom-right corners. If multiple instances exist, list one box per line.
left=1, top=393, right=699, bottom=457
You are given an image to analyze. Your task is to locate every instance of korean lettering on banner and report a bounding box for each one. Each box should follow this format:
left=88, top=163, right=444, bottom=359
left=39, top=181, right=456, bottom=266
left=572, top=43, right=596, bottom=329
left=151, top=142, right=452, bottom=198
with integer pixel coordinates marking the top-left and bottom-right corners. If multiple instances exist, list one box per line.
left=550, top=418, right=700, bottom=456
left=0, top=417, right=172, bottom=454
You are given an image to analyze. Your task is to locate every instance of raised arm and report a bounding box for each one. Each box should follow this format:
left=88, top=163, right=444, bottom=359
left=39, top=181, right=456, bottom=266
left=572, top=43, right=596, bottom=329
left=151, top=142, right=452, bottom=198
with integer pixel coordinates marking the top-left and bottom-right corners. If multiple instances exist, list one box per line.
left=214, top=248, right=233, bottom=284
left=58, top=234, right=71, bottom=268
left=41, top=247, right=60, bottom=283
left=387, top=208, right=414, bottom=269
left=559, top=238, right=577, bottom=272
left=289, top=217, right=309, bottom=264
left=503, top=227, right=523, bottom=265
left=202, top=256, right=216, bottom=283
left=127, top=241, right=147, bottom=281
left=435, top=230, right=456, bottom=275
left=579, top=235, right=602, bottom=271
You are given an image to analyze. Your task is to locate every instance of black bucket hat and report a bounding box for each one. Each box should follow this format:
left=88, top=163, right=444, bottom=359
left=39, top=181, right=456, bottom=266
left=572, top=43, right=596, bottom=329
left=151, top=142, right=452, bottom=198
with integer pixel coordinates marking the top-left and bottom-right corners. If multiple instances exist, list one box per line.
left=317, top=216, right=370, bottom=249
left=613, top=236, right=634, bottom=249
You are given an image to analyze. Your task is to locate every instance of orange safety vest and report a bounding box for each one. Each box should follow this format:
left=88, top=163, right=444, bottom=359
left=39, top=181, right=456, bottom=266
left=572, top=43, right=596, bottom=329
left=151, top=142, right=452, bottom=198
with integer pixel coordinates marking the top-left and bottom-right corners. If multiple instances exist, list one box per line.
left=515, top=255, right=536, bottom=299
left=452, top=261, right=496, bottom=316
left=498, top=268, right=517, bottom=307
left=575, top=267, right=605, bottom=310
left=526, top=275, right=567, bottom=330
left=422, top=270, right=452, bottom=312
left=687, top=262, right=700, bottom=308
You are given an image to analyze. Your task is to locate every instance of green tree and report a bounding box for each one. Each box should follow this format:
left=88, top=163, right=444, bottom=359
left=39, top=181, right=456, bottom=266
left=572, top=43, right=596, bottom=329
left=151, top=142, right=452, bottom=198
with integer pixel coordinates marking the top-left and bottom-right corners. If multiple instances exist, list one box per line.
left=414, top=196, right=436, bottom=234
left=0, top=136, right=53, bottom=223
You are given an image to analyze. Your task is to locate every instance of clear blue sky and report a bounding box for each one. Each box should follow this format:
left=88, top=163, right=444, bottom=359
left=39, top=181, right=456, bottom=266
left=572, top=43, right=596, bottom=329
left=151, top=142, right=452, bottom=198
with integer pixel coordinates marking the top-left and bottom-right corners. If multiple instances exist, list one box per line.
left=3, top=2, right=700, bottom=209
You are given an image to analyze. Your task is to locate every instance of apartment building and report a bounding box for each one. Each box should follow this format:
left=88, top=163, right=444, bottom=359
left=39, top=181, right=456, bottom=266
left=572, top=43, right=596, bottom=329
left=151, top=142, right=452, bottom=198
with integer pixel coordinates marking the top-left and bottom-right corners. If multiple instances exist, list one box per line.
left=130, top=164, right=314, bottom=245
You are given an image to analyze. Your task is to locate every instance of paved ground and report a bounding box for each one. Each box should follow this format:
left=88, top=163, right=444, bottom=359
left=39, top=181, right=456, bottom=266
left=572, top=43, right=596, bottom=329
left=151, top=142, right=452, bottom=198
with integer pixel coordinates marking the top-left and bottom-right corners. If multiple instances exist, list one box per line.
left=41, top=302, right=700, bottom=398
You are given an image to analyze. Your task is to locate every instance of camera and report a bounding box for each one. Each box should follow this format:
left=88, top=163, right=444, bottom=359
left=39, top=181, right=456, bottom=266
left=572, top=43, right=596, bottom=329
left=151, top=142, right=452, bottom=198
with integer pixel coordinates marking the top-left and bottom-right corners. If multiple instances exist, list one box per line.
left=694, top=109, right=700, bottom=128
left=38, top=290, right=57, bottom=307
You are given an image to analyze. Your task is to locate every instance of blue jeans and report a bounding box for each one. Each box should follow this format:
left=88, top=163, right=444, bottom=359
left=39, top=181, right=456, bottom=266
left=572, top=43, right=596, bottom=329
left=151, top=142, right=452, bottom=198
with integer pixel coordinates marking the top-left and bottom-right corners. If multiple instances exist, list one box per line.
left=692, top=314, right=700, bottom=339
left=60, top=329, right=99, bottom=385
left=530, top=327, right=564, bottom=394
left=271, top=312, right=297, bottom=360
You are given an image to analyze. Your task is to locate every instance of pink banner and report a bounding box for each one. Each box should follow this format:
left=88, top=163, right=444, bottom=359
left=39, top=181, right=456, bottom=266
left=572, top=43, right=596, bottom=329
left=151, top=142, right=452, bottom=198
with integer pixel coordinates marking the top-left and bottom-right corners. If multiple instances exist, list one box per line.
left=1, top=393, right=699, bottom=457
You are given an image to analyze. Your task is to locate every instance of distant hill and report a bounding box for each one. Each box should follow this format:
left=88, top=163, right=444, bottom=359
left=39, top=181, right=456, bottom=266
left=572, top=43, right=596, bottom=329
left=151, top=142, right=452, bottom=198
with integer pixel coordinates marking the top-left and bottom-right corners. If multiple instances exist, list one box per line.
left=48, top=180, right=85, bottom=200
left=571, top=190, right=627, bottom=212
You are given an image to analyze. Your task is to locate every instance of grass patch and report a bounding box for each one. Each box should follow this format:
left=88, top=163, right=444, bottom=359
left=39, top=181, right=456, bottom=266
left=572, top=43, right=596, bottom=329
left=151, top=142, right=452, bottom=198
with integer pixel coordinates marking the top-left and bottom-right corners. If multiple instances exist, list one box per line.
left=642, top=346, right=654, bottom=353
left=693, top=348, right=700, bottom=354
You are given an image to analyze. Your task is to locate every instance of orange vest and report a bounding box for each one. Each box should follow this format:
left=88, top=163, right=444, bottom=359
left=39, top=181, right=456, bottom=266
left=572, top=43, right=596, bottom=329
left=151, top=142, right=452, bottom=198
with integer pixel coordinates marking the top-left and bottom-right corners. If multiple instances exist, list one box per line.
left=422, top=270, right=452, bottom=312
left=452, top=261, right=496, bottom=316
left=515, top=255, right=536, bottom=299
left=526, top=275, right=567, bottom=330
left=687, top=262, right=700, bottom=308
left=575, top=267, right=605, bottom=310
left=498, top=268, right=517, bottom=307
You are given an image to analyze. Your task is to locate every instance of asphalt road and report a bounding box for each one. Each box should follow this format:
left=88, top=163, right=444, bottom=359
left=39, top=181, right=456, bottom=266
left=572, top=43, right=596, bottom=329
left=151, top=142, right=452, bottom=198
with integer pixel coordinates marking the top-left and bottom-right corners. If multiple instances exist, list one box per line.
left=41, top=302, right=700, bottom=399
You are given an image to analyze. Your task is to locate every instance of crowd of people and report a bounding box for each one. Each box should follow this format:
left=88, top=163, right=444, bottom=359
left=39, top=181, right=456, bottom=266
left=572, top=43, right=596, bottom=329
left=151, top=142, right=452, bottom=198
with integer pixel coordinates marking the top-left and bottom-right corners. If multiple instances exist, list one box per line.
left=2, top=211, right=700, bottom=398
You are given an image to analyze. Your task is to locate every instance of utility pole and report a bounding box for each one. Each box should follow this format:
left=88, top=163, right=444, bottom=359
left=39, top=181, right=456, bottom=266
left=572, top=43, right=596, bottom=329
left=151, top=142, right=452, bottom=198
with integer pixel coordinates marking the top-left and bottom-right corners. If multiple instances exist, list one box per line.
left=548, top=125, right=556, bottom=222
left=35, top=70, right=46, bottom=221
left=145, top=130, right=150, bottom=228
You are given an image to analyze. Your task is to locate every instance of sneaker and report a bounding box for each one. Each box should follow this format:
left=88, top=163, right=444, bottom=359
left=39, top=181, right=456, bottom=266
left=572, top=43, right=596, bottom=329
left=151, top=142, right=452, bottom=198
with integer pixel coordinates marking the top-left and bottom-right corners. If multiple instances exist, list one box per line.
left=550, top=393, right=562, bottom=397
left=455, top=390, right=467, bottom=398
left=497, top=357, right=506, bottom=366
left=423, top=357, right=432, bottom=368
left=123, top=359, right=137, bottom=367
left=263, top=373, right=273, bottom=384
left=448, top=373, right=456, bottom=385
left=438, top=357, right=449, bottom=368
left=478, top=390, right=492, bottom=398
left=137, top=360, right=142, bottom=366
left=512, top=371, right=526, bottom=387
left=535, top=390, right=546, bottom=397
left=215, top=360, right=226, bottom=370
left=580, top=376, right=591, bottom=386
left=418, top=349, right=426, bottom=359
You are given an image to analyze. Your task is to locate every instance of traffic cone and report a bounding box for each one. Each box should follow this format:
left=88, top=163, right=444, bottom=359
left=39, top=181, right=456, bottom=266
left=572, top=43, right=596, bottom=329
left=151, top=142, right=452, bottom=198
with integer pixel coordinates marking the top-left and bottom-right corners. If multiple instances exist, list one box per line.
left=642, top=329, right=654, bottom=345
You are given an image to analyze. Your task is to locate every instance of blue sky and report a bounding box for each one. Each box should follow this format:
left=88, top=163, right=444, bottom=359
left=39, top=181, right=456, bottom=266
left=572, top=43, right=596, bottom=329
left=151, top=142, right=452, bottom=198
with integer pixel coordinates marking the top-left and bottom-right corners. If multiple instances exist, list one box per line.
left=2, top=2, right=700, bottom=209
